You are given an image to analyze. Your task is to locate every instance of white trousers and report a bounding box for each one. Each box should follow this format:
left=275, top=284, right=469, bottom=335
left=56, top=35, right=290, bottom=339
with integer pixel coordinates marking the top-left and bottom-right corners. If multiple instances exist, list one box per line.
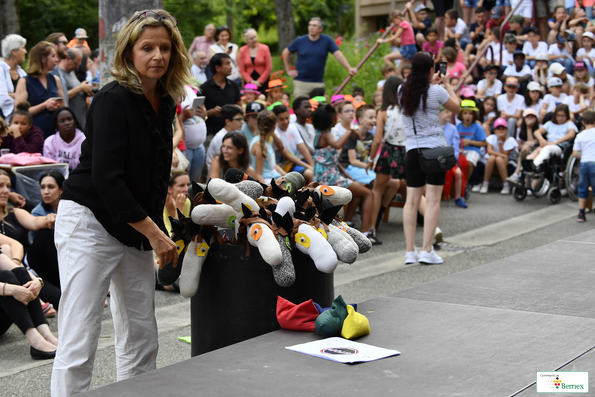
left=51, top=200, right=158, bottom=397
left=533, top=145, right=562, bottom=167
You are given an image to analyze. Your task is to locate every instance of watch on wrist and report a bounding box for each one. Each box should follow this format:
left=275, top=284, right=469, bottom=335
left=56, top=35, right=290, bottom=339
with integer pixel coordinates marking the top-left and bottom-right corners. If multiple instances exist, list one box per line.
left=37, top=277, right=44, bottom=288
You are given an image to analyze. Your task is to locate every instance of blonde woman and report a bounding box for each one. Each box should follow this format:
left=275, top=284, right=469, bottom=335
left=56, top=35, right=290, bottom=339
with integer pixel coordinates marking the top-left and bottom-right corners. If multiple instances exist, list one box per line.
left=51, top=9, right=192, bottom=396
left=238, top=28, right=272, bottom=90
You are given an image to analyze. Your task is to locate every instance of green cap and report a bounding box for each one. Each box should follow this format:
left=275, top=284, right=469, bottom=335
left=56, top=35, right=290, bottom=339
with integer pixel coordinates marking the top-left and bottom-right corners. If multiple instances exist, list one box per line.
left=460, top=99, right=478, bottom=111
left=267, top=101, right=284, bottom=111
left=311, top=96, right=327, bottom=104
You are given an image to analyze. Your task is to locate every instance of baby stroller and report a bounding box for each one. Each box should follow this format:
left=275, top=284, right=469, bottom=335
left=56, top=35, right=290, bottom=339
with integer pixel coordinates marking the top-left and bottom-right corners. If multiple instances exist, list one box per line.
left=512, top=146, right=580, bottom=204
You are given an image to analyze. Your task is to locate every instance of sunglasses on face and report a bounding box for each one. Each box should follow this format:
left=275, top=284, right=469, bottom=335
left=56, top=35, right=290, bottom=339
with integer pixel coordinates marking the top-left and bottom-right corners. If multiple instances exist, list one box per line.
left=131, top=11, right=179, bottom=27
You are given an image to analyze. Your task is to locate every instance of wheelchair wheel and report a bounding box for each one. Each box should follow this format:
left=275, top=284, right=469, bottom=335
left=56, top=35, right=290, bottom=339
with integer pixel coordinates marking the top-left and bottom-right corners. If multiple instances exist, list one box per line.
left=513, top=186, right=527, bottom=201
left=565, top=155, right=580, bottom=202
left=548, top=187, right=561, bottom=204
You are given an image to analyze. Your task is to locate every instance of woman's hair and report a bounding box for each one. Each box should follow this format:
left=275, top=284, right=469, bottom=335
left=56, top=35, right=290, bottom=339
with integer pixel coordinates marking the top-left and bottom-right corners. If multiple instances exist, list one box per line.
left=39, top=170, right=65, bottom=188
left=311, top=104, right=337, bottom=132
left=215, top=26, right=233, bottom=42
left=1, top=34, right=26, bottom=59
left=111, top=9, right=192, bottom=100
left=168, top=170, right=188, bottom=187
left=459, top=108, right=479, bottom=123
left=553, top=103, right=570, bottom=123
left=0, top=117, right=7, bottom=134
left=478, top=96, right=498, bottom=121
left=52, top=107, right=81, bottom=133
left=519, top=113, right=539, bottom=142
left=338, top=101, right=354, bottom=114
left=0, top=169, right=13, bottom=217
left=13, top=102, right=32, bottom=125
left=26, top=41, right=55, bottom=75
left=442, top=47, right=458, bottom=63
left=242, top=28, right=257, bottom=43
left=525, top=87, right=543, bottom=107
left=257, top=110, right=277, bottom=159
left=381, top=75, right=403, bottom=111
left=219, top=131, right=250, bottom=171
left=398, top=52, right=434, bottom=117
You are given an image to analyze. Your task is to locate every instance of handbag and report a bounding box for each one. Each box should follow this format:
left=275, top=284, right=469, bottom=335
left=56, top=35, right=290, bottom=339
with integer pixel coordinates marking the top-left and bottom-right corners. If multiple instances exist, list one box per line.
left=172, top=147, right=190, bottom=172
left=412, top=117, right=457, bottom=173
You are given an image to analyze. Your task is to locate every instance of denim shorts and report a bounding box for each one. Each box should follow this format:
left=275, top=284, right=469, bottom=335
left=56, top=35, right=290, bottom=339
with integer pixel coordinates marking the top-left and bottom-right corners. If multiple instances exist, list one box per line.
left=400, top=44, right=418, bottom=61
left=497, top=0, right=512, bottom=6
left=464, top=0, right=480, bottom=6
left=578, top=162, right=595, bottom=199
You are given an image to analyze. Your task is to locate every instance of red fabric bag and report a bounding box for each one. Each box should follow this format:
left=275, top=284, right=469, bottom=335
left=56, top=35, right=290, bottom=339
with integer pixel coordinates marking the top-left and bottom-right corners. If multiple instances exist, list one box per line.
left=276, top=296, right=319, bottom=332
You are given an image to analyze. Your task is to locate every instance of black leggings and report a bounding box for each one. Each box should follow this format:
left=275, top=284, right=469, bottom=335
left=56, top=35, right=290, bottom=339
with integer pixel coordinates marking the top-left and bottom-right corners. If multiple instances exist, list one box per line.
left=0, top=267, right=47, bottom=335
left=27, top=228, right=61, bottom=308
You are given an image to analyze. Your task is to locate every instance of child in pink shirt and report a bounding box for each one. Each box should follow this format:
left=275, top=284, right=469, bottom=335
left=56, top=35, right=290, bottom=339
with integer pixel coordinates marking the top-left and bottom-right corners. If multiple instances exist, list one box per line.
left=378, top=9, right=418, bottom=78
left=442, top=46, right=467, bottom=80
left=421, top=28, right=444, bottom=62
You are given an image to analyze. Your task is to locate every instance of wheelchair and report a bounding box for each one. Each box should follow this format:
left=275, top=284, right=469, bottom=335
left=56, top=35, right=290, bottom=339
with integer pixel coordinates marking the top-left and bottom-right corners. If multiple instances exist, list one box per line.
left=512, top=144, right=580, bottom=204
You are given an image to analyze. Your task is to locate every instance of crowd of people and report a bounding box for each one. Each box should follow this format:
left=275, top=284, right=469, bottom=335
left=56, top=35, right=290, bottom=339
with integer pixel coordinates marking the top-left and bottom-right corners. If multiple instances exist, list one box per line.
left=1, top=2, right=595, bottom=394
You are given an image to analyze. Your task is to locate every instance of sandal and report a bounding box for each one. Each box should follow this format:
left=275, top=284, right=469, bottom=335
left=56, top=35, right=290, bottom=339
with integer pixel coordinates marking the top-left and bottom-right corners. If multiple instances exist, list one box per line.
left=42, top=302, right=56, bottom=318
left=367, top=234, right=382, bottom=246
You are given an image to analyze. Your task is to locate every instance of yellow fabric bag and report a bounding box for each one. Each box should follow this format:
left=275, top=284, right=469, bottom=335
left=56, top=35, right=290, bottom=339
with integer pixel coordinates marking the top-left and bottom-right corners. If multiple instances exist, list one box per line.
left=340, top=305, right=370, bottom=340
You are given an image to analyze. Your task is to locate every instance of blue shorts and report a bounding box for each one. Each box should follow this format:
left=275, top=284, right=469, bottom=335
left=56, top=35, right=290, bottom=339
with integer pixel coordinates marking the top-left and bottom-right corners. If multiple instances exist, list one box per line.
left=460, top=40, right=471, bottom=50
left=578, top=162, right=595, bottom=199
left=345, top=165, right=376, bottom=186
left=496, top=0, right=511, bottom=6
left=464, top=0, right=479, bottom=6
left=400, top=44, right=418, bottom=61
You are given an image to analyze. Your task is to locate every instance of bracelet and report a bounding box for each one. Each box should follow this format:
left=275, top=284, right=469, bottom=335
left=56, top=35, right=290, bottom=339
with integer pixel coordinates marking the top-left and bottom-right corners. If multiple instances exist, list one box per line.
left=37, top=277, right=44, bottom=288
left=12, top=258, right=22, bottom=265
left=2, top=282, right=6, bottom=297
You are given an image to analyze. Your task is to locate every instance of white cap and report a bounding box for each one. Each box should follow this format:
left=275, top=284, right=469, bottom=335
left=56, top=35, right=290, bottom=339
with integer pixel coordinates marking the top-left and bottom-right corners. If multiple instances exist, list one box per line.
left=527, top=81, right=542, bottom=91
left=547, top=76, right=563, bottom=88
left=535, top=53, right=549, bottom=61
left=549, top=62, right=565, bottom=75
left=583, top=31, right=594, bottom=40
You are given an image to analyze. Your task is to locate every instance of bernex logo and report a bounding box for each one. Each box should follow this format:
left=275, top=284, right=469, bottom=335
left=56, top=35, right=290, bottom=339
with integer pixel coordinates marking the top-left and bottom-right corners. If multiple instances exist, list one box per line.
left=320, top=347, right=358, bottom=355
left=536, top=372, right=589, bottom=393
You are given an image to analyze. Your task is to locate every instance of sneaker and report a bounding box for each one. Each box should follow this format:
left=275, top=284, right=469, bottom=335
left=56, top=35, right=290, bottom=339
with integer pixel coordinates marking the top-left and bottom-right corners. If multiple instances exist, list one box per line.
left=405, top=250, right=419, bottom=265
left=471, top=184, right=481, bottom=193
left=578, top=211, right=586, bottom=223
left=367, top=231, right=382, bottom=245
left=480, top=184, right=489, bottom=194
left=500, top=186, right=511, bottom=195
left=454, top=197, right=468, bottom=208
left=527, top=190, right=533, bottom=196
left=506, top=174, right=519, bottom=185
left=419, top=247, right=444, bottom=264
left=561, top=188, right=568, bottom=197
left=434, top=227, right=443, bottom=244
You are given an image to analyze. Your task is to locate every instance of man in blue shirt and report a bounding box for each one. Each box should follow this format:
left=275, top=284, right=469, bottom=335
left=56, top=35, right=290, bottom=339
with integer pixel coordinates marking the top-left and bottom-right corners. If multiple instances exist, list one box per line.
left=282, top=17, right=357, bottom=98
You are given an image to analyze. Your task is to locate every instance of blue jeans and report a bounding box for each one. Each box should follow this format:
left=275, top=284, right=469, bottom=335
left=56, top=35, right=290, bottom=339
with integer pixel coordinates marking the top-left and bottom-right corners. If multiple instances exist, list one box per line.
left=562, top=58, right=574, bottom=75
left=186, top=145, right=205, bottom=183
left=587, top=6, right=594, bottom=20
left=578, top=162, right=595, bottom=199
left=527, top=60, right=537, bottom=69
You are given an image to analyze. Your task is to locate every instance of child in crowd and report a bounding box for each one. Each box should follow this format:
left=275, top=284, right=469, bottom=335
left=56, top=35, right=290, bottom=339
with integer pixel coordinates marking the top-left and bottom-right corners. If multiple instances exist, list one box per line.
left=508, top=15, right=528, bottom=46
left=476, top=65, right=503, bottom=100
left=573, top=62, right=594, bottom=103
left=1, top=102, right=44, bottom=154
left=572, top=109, right=595, bottom=222
left=311, top=104, right=375, bottom=240
left=548, top=34, right=574, bottom=75
left=502, top=33, right=519, bottom=69
left=503, top=50, right=532, bottom=94
left=525, top=81, right=545, bottom=120
left=568, top=8, right=588, bottom=38
left=380, top=9, right=417, bottom=78
left=497, top=77, right=526, bottom=138
left=402, top=65, right=412, bottom=80
left=205, top=104, right=245, bottom=172
left=440, top=106, right=467, bottom=208
left=272, top=104, right=314, bottom=182
left=331, top=101, right=356, bottom=141
left=477, top=27, right=502, bottom=69
left=44, top=107, right=85, bottom=170
left=292, top=96, right=316, bottom=154
left=547, top=6, right=568, bottom=45
left=444, top=9, right=472, bottom=54
left=508, top=108, right=540, bottom=185
left=282, top=92, right=291, bottom=106
left=533, top=53, right=550, bottom=86
left=528, top=103, right=577, bottom=169
left=209, top=131, right=256, bottom=180
left=377, top=64, right=396, bottom=91
left=353, top=87, right=365, bottom=103
left=404, top=3, right=433, bottom=48
left=479, top=96, right=498, bottom=135
left=421, top=28, right=444, bottom=63
left=340, top=104, right=377, bottom=186
left=250, top=110, right=284, bottom=184
left=541, top=77, right=568, bottom=121
left=372, top=92, right=383, bottom=108
left=240, top=84, right=261, bottom=109
left=457, top=100, right=487, bottom=193
left=576, top=32, right=595, bottom=74
left=442, top=47, right=468, bottom=81
left=549, top=62, right=575, bottom=95
left=469, top=7, right=488, bottom=47
left=486, top=6, right=510, bottom=36
left=523, top=27, right=549, bottom=68
left=483, top=118, right=518, bottom=194
left=511, top=0, right=533, bottom=30
left=241, top=101, right=265, bottom=142
left=265, top=79, right=286, bottom=106
left=563, top=83, right=590, bottom=122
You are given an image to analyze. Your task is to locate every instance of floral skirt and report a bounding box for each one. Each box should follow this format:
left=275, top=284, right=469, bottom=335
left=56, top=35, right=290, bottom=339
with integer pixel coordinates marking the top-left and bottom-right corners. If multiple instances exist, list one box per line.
left=374, top=143, right=406, bottom=179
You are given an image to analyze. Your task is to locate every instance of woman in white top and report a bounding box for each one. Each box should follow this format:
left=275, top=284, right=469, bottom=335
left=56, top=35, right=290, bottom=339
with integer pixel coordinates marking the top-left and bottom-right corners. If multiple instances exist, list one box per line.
left=208, top=26, right=240, bottom=84
left=0, top=34, right=27, bottom=122
left=397, top=52, right=460, bottom=265
left=180, top=85, right=208, bottom=182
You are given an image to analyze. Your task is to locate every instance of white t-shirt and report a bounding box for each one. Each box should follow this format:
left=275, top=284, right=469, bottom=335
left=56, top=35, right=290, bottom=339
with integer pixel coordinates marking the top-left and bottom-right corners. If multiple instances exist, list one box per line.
left=522, top=41, right=549, bottom=58
left=502, top=50, right=515, bottom=68
left=503, top=64, right=532, bottom=77
left=292, top=121, right=316, bottom=154
left=399, top=84, right=451, bottom=150
left=331, top=122, right=348, bottom=141
left=477, top=79, right=503, bottom=97
left=528, top=98, right=544, bottom=115
left=562, top=96, right=590, bottom=113
left=497, top=94, right=526, bottom=117
left=274, top=124, right=304, bottom=158
left=543, top=120, right=577, bottom=142
left=377, top=79, right=386, bottom=89
left=486, top=134, right=518, bottom=159
left=180, top=86, right=207, bottom=150
left=549, top=44, right=575, bottom=64
left=542, top=93, right=568, bottom=113
left=576, top=47, right=595, bottom=67
left=206, top=127, right=230, bottom=171
left=451, top=18, right=471, bottom=44
left=573, top=127, right=595, bottom=162
left=489, top=42, right=501, bottom=63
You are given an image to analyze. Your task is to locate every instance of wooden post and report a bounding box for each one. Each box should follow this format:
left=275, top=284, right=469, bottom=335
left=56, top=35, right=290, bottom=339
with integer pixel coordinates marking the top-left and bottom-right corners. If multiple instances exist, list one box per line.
left=98, top=0, right=164, bottom=87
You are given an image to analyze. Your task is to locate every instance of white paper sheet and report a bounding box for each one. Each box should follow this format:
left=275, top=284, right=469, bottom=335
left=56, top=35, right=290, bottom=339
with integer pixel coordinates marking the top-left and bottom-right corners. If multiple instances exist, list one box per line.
left=286, top=337, right=401, bottom=364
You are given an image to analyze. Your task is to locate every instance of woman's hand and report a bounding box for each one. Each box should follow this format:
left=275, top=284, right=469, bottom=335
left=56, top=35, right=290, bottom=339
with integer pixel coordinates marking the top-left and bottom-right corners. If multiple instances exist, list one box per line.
left=45, top=213, right=56, bottom=228
left=8, top=192, right=26, bottom=208
left=182, top=105, right=195, bottom=121
left=172, top=152, right=179, bottom=168
left=174, top=193, right=186, bottom=211
left=196, top=105, right=207, bottom=119
left=44, top=98, right=60, bottom=112
left=23, top=279, right=41, bottom=298
left=11, top=285, right=35, bottom=305
left=150, top=230, right=178, bottom=269
left=441, top=72, right=452, bottom=86
left=431, top=72, right=442, bottom=85
left=366, top=161, right=374, bottom=172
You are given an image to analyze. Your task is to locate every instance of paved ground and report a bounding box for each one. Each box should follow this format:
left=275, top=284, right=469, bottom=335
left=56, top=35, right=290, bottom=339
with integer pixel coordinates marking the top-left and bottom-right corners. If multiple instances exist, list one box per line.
left=0, top=189, right=591, bottom=397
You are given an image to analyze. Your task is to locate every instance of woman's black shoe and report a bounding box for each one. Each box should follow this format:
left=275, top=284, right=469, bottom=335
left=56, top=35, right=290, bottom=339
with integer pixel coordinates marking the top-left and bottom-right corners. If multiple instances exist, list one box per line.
left=30, top=346, right=56, bottom=360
